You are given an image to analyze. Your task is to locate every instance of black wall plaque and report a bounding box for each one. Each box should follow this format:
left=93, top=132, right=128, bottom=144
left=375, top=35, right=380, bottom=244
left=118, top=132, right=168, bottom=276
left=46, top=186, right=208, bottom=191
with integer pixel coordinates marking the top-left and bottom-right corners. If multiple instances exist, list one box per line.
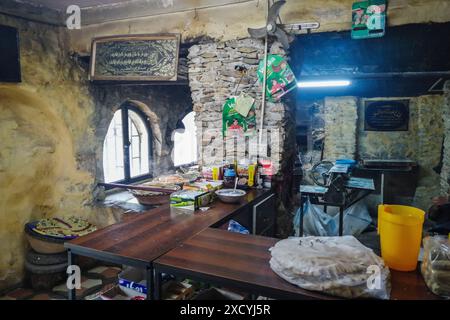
left=89, top=34, right=180, bottom=81
left=0, top=25, right=21, bottom=83
left=364, top=99, right=409, bottom=131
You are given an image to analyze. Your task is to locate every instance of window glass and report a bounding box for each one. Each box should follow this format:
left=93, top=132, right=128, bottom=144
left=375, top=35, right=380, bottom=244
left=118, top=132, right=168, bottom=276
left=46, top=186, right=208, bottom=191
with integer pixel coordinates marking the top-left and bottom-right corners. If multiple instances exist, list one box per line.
left=103, top=110, right=125, bottom=183
left=173, top=111, right=197, bottom=166
left=103, top=106, right=151, bottom=183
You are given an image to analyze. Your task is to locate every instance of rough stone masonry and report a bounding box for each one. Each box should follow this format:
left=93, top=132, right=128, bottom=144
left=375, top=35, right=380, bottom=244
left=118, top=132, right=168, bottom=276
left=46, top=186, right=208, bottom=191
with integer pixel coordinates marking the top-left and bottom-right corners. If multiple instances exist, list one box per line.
left=187, top=38, right=296, bottom=236
left=187, top=38, right=295, bottom=173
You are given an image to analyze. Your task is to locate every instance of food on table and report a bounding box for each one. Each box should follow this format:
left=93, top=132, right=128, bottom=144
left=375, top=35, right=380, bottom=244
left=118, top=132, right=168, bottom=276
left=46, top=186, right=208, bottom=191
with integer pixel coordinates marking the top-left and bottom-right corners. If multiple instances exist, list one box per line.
left=223, top=164, right=237, bottom=188
left=183, top=180, right=223, bottom=192
left=269, top=236, right=391, bottom=299
left=170, top=190, right=213, bottom=212
left=215, top=189, right=247, bottom=204
left=178, top=171, right=201, bottom=182
left=153, top=174, right=190, bottom=184
left=128, top=182, right=181, bottom=205
left=201, top=166, right=222, bottom=180
left=236, top=161, right=256, bottom=188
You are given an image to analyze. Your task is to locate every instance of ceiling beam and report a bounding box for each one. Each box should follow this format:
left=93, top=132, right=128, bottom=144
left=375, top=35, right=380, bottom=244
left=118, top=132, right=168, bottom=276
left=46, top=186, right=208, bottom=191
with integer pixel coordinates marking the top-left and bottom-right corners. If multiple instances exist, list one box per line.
left=0, top=0, right=256, bottom=26
left=0, top=0, right=64, bottom=26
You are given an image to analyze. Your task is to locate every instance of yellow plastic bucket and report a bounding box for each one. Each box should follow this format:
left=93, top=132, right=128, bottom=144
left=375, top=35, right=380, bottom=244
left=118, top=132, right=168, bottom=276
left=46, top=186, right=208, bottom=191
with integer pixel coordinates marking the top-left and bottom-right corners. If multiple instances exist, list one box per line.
left=378, top=204, right=425, bottom=271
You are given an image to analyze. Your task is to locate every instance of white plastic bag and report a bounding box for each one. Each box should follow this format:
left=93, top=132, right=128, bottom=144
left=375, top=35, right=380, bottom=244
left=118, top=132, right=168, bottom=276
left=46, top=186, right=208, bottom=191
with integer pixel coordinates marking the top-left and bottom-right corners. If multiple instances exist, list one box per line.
left=269, top=236, right=391, bottom=299
left=342, top=201, right=372, bottom=236
left=293, top=198, right=372, bottom=236
left=293, top=198, right=337, bottom=236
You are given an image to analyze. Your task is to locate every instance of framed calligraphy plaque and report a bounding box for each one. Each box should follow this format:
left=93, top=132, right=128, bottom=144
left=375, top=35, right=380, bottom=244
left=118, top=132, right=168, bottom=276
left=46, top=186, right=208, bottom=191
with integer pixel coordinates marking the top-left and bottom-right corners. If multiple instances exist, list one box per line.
left=89, top=34, right=180, bottom=81
left=364, top=99, right=409, bottom=131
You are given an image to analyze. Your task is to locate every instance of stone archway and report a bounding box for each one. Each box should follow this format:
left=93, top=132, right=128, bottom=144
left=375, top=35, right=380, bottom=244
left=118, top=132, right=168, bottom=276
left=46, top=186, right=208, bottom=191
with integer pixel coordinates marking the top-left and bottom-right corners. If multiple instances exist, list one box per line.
left=91, top=85, right=193, bottom=180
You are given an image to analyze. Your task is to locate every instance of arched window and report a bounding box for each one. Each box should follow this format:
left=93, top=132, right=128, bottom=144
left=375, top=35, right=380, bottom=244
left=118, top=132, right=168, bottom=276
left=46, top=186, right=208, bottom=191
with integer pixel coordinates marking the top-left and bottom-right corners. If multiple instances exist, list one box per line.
left=103, top=103, right=152, bottom=183
left=173, top=111, right=197, bottom=166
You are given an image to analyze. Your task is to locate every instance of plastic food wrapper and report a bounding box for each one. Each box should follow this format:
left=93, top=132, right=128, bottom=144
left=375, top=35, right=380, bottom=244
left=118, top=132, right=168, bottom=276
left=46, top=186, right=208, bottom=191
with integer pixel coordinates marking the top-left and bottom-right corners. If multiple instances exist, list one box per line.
left=170, top=190, right=212, bottom=212
left=201, top=166, right=222, bottom=180
left=269, top=236, right=391, bottom=299
left=222, top=96, right=256, bottom=137
left=421, top=235, right=450, bottom=298
left=236, top=162, right=256, bottom=188
left=293, top=198, right=372, bottom=236
left=257, top=54, right=296, bottom=102
left=228, top=220, right=249, bottom=234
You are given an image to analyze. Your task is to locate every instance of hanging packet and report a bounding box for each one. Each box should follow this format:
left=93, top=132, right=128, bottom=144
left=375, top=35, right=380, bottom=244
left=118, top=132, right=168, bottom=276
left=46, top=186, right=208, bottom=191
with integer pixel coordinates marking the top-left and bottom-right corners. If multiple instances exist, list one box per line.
left=257, top=54, right=297, bottom=102
left=222, top=96, right=256, bottom=137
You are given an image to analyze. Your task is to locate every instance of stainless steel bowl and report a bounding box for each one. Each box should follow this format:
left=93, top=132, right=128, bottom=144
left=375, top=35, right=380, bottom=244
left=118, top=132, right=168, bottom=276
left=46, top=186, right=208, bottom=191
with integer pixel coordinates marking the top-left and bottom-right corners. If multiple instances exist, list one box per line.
left=215, top=189, right=247, bottom=204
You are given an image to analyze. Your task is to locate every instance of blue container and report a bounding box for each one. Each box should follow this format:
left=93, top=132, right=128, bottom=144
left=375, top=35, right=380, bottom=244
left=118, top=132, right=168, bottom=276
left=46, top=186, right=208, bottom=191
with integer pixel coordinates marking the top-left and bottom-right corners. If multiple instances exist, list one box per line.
left=336, top=159, right=356, bottom=168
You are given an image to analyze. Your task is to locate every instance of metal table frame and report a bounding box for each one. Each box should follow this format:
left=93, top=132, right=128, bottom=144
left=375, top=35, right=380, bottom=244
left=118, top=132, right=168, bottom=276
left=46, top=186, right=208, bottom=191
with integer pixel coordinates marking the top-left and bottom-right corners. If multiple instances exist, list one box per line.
left=66, top=247, right=154, bottom=300
left=153, top=264, right=324, bottom=300
left=299, top=188, right=373, bottom=237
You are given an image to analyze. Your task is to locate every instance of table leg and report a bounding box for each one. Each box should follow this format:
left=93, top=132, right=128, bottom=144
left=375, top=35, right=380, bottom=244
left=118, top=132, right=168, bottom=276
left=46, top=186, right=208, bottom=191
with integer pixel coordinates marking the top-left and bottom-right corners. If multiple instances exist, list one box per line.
left=299, top=196, right=304, bottom=237
left=147, top=265, right=154, bottom=300
left=380, top=172, right=385, bottom=204
left=67, top=249, right=77, bottom=300
left=154, top=268, right=162, bottom=300
left=339, top=206, right=344, bottom=236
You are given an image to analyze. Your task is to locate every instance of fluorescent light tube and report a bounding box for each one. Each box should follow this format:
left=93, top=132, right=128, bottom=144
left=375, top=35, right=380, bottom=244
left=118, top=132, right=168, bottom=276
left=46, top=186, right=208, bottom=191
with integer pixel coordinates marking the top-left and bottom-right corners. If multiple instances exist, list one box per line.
left=297, top=80, right=351, bottom=88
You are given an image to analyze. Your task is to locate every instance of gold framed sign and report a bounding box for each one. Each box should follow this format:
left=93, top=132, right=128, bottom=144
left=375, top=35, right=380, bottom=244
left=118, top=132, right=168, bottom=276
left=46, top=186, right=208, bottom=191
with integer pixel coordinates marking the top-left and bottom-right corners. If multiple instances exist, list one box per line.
left=89, top=34, right=180, bottom=81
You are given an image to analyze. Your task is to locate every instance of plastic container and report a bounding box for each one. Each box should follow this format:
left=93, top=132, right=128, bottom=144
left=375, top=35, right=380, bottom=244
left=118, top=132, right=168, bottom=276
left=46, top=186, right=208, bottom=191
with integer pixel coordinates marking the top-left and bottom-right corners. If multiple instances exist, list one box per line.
left=421, top=235, right=450, bottom=298
left=378, top=204, right=425, bottom=271
left=118, top=267, right=147, bottom=298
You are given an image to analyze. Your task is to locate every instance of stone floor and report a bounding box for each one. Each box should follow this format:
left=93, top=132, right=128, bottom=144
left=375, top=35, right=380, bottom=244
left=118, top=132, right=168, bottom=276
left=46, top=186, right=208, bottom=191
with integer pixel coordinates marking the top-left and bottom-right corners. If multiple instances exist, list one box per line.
left=0, top=265, right=121, bottom=300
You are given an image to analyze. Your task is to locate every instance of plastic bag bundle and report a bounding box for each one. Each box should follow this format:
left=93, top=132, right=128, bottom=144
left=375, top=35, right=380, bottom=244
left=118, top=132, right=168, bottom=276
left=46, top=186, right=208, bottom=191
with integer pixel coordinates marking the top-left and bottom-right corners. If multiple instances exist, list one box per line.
left=269, top=236, right=391, bottom=299
left=421, top=235, right=450, bottom=298
left=293, top=198, right=372, bottom=236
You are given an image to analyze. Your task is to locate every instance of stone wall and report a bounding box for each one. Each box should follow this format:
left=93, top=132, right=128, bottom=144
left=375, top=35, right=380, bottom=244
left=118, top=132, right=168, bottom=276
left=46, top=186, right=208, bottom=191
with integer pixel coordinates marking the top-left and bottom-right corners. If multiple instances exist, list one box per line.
left=0, top=14, right=192, bottom=291
left=357, top=97, right=419, bottom=159
left=440, top=81, right=450, bottom=193
left=187, top=39, right=292, bottom=172
left=0, top=14, right=107, bottom=290
left=323, top=97, right=358, bottom=161
left=187, top=38, right=296, bottom=237
left=313, top=95, right=444, bottom=210
left=413, top=95, right=445, bottom=209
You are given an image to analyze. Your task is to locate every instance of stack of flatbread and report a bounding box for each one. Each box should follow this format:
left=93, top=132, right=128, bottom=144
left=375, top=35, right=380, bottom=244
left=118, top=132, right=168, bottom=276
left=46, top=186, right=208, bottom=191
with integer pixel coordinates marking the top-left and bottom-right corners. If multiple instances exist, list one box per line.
left=269, top=236, right=391, bottom=299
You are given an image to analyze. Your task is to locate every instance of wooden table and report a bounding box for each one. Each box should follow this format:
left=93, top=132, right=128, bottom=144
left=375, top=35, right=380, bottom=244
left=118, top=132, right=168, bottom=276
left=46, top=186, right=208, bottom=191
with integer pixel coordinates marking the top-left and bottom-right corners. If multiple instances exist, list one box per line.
left=154, top=228, right=441, bottom=300
left=65, top=189, right=274, bottom=300
left=154, top=228, right=335, bottom=300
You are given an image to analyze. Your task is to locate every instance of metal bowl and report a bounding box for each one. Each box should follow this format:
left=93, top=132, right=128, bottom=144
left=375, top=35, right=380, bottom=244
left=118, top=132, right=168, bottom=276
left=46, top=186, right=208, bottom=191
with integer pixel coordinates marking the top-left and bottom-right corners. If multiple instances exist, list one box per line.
left=215, top=189, right=247, bottom=204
